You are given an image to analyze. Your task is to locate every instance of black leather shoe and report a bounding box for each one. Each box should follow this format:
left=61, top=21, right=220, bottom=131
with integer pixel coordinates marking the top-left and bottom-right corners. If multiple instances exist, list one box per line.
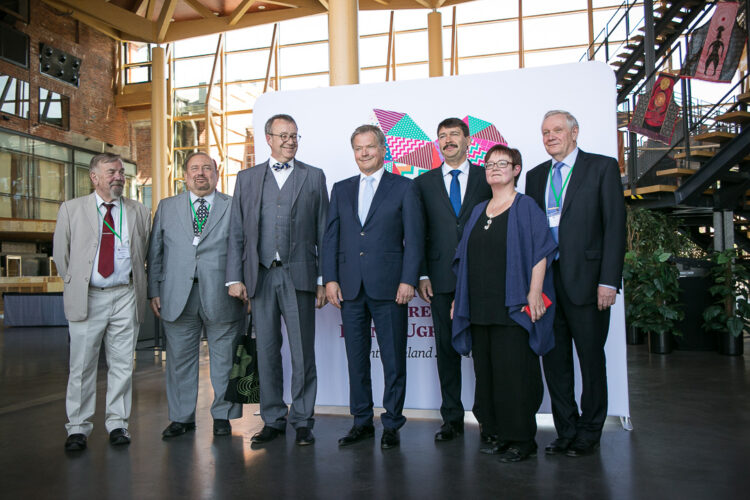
left=213, top=419, right=231, bottom=436
left=434, top=422, right=464, bottom=442
left=479, top=441, right=510, bottom=455
left=545, top=437, right=573, bottom=455
left=381, top=428, right=400, bottom=449
left=162, top=421, right=196, bottom=439
left=64, top=433, right=87, bottom=451
left=498, top=444, right=537, bottom=463
left=566, top=439, right=600, bottom=457
left=109, top=428, right=131, bottom=445
left=338, top=425, right=375, bottom=446
left=251, top=425, right=285, bottom=444
left=295, top=427, right=315, bottom=446
left=481, top=431, right=498, bottom=444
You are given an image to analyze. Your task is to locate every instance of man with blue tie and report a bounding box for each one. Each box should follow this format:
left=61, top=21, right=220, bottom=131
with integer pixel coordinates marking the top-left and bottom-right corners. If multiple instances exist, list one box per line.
left=323, top=125, right=424, bottom=449
left=525, top=110, right=626, bottom=457
left=414, top=118, right=491, bottom=442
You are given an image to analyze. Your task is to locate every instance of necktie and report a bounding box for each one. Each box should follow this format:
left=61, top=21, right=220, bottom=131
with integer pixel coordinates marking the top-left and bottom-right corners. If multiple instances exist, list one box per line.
left=193, top=198, right=209, bottom=236
left=547, top=161, right=564, bottom=245
left=98, top=203, right=115, bottom=278
left=449, top=169, right=461, bottom=217
left=359, top=176, right=375, bottom=225
left=272, top=162, right=290, bottom=172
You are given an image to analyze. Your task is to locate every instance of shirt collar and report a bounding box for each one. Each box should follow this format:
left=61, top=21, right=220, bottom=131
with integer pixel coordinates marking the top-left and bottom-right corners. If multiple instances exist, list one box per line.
left=552, top=147, right=579, bottom=169
left=189, top=190, right=215, bottom=206
left=360, top=166, right=385, bottom=183
left=269, top=157, right=295, bottom=170
left=442, top=160, right=470, bottom=178
left=95, top=192, right=120, bottom=208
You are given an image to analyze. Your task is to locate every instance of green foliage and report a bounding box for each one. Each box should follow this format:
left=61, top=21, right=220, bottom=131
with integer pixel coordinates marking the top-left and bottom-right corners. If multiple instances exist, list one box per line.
left=623, top=250, right=684, bottom=336
left=626, top=207, right=705, bottom=257
left=702, top=249, right=750, bottom=337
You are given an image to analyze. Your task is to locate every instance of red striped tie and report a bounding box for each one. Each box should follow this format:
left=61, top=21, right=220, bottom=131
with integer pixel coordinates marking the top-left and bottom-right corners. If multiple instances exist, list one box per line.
left=98, top=203, right=115, bottom=278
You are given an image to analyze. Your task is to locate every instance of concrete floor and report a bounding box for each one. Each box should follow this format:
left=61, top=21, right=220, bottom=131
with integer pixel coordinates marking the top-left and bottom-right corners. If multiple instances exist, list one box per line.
left=0, top=324, right=748, bottom=500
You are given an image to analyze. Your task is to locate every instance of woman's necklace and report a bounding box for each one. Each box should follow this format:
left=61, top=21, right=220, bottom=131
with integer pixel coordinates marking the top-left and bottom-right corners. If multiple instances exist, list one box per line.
left=484, top=193, right=516, bottom=230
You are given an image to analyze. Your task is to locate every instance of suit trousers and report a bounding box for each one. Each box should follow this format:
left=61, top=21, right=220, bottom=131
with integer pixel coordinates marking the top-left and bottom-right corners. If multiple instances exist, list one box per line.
left=340, top=287, right=408, bottom=430
left=430, top=292, right=464, bottom=424
left=543, top=260, right=611, bottom=442
left=65, top=284, right=137, bottom=436
left=252, top=265, right=317, bottom=430
left=162, top=282, right=243, bottom=423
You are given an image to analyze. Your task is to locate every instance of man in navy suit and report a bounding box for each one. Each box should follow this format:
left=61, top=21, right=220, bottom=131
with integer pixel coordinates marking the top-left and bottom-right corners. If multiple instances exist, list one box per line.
left=525, top=110, right=625, bottom=457
left=323, top=124, right=424, bottom=449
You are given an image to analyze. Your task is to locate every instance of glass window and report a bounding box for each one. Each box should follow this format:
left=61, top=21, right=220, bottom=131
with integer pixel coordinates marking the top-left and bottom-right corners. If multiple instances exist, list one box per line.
left=174, top=56, right=214, bottom=87
left=225, top=50, right=272, bottom=82
left=458, top=21, right=519, bottom=57
left=38, top=88, right=69, bottom=129
left=523, top=13, right=589, bottom=51
left=174, top=119, right=206, bottom=148
left=124, top=42, right=151, bottom=64
left=279, top=43, right=329, bottom=75
left=450, top=0, right=518, bottom=23
left=279, top=14, right=328, bottom=45
left=0, top=74, right=29, bottom=118
left=174, top=34, right=219, bottom=58
left=174, top=87, right=207, bottom=116
left=226, top=24, right=275, bottom=52
left=75, top=165, right=92, bottom=197
left=394, top=32, right=428, bottom=64
left=522, top=0, right=587, bottom=17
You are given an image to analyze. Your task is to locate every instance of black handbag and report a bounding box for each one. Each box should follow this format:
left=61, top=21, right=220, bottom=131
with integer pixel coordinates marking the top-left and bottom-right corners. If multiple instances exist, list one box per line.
left=225, top=315, right=260, bottom=404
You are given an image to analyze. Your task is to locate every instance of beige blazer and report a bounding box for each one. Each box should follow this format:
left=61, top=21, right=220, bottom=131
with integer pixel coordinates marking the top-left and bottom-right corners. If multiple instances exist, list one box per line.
left=52, top=192, right=151, bottom=323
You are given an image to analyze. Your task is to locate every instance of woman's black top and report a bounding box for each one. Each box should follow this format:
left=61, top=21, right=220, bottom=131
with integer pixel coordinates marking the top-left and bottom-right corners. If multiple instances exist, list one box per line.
left=467, top=208, right=515, bottom=326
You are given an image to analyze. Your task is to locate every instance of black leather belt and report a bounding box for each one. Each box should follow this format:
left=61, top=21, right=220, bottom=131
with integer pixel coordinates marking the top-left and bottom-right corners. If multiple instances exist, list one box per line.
left=270, top=260, right=283, bottom=268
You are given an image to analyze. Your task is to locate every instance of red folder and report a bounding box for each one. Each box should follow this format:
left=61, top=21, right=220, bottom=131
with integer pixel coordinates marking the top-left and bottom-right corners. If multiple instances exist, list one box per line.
left=522, top=293, right=552, bottom=318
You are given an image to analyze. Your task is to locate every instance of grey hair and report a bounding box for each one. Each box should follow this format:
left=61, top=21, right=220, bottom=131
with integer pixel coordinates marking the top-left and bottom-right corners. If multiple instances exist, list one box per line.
left=350, top=125, right=386, bottom=149
left=89, top=153, right=122, bottom=171
left=543, top=110, right=579, bottom=131
left=264, top=114, right=297, bottom=135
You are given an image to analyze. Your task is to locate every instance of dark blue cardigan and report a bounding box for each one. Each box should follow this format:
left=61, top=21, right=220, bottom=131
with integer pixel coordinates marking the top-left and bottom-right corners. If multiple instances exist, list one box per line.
left=451, top=193, right=557, bottom=356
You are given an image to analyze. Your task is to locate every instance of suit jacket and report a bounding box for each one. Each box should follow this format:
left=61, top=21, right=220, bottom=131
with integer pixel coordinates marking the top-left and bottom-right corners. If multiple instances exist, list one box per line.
left=147, top=190, right=244, bottom=323
left=525, top=149, right=626, bottom=306
left=322, top=170, right=424, bottom=301
left=414, top=163, right=492, bottom=293
left=226, top=160, right=329, bottom=297
left=52, top=192, right=151, bottom=323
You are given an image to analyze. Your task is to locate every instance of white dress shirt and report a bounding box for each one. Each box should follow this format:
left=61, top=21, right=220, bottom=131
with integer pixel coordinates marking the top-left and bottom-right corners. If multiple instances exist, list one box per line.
left=441, top=160, right=470, bottom=203
left=90, top=193, right=131, bottom=288
left=269, top=156, right=295, bottom=189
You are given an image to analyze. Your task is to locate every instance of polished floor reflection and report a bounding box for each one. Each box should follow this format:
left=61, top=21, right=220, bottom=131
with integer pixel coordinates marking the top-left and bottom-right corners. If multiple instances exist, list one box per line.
left=1, top=323, right=748, bottom=499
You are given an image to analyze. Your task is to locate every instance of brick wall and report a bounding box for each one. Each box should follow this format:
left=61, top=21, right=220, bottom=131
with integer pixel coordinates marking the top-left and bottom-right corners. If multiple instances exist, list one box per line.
left=0, top=0, right=132, bottom=154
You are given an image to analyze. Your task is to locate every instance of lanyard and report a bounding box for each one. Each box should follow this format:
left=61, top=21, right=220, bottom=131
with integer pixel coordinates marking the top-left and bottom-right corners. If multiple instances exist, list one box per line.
left=190, top=198, right=211, bottom=234
left=98, top=200, right=122, bottom=241
left=548, top=164, right=574, bottom=209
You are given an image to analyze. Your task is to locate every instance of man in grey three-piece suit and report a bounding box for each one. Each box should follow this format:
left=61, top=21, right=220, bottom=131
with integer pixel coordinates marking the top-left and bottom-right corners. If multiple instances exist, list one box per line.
left=148, top=152, right=245, bottom=438
left=226, top=114, right=329, bottom=446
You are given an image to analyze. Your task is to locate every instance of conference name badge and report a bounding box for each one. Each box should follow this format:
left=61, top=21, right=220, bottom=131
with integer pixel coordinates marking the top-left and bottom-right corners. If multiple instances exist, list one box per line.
left=193, top=236, right=200, bottom=246
left=116, top=246, right=130, bottom=259
left=547, top=208, right=561, bottom=228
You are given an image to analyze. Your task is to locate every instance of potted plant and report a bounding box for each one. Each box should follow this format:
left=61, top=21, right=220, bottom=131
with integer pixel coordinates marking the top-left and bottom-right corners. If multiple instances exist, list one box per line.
left=702, top=249, right=750, bottom=356
left=623, top=249, right=684, bottom=354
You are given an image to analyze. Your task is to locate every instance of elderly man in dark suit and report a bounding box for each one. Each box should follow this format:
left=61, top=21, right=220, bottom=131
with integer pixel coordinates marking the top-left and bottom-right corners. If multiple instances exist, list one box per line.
left=148, top=152, right=245, bottom=439
left=415, top=117, right=491, bottom=442
left=323, top=124, right=424, bottom=449
left=226, top=114, right=329, bottom=446
left=525, top=110, right=625, bottom=457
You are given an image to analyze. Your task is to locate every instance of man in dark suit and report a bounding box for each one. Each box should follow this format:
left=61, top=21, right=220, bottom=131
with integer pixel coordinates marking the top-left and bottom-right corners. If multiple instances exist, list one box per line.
left=525, top=110, right=626, bottom=457
left=414, top=117, right=491, bottom=441
left=226, top=114, right=329, bottom=446
left=323, top=124, right=424, bottom=449
left=148, top=152, right=245, bottom=439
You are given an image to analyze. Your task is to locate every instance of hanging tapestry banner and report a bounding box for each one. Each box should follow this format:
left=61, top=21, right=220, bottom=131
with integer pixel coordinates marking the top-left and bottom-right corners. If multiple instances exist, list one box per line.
left=683, top=1, right=744, bottom=83
left=628, top=72, right=681, bottom=145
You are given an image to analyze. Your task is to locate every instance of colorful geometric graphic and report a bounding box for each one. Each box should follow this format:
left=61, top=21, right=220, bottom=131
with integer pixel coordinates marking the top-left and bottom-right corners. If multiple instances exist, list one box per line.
left=372, top=109, right=507, bottom=178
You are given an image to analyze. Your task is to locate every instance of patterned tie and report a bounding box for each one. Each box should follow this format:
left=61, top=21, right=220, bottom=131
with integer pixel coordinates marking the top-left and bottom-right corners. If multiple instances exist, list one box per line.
left=449, top=169, right=461, bottom=217
left=272, top=162, right=290, bottom=172
left=547, top=161, right=564, bottom=245
left=98, top=203, right=115, bottom=278
left=193, top=198, right=209, bottom=236
left=359, top=176, right=375, bottom=225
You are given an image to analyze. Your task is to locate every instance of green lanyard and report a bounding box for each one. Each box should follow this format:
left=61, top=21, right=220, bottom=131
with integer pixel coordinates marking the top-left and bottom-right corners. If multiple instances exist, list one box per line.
left=548, top=164, right=574, bottom=209
left=190, top=198, right=211, bottom=234
left=98, top=200, right=122, bottom=241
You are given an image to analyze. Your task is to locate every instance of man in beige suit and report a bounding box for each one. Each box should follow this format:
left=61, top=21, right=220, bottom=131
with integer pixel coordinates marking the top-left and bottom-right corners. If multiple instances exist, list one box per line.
left=53, top=153, right=151, bottom=451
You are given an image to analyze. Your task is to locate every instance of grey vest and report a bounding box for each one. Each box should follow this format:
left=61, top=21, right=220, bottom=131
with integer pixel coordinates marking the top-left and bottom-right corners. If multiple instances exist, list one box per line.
left=258, top=171, right=293, bottom=268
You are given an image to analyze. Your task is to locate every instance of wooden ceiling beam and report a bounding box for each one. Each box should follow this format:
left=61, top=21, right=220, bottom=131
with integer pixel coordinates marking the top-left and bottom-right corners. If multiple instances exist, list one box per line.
left=42, top=0, right=153, bottom=41
left=184, top=0, right=216, bottom=19
left=228, top=0, right=255, bottom=26
left=156, top=0, right=179, bottom=42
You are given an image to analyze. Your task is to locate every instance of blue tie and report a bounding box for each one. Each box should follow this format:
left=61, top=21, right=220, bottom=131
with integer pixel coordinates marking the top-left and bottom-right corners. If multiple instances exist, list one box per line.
left=359, top=176, right=375, bottom=225
left=449, top=169, right=461, bottom=217
left=547, top=161, right=564, bottom=245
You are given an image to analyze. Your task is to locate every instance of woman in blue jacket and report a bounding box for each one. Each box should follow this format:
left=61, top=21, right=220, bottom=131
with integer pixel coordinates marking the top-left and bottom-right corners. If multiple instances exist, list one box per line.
left=452, top=145, right=557, bottom=462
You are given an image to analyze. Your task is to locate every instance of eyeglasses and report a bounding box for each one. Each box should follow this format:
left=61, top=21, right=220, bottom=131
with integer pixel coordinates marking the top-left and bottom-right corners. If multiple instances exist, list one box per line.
left=268, top=133, right=301, bottom=143
left=485, top=160, right=513, bottom=171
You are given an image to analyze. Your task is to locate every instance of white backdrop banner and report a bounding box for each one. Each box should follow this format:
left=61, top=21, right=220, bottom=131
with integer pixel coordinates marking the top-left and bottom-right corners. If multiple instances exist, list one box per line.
left=251, top=62, right=630, bottom=419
